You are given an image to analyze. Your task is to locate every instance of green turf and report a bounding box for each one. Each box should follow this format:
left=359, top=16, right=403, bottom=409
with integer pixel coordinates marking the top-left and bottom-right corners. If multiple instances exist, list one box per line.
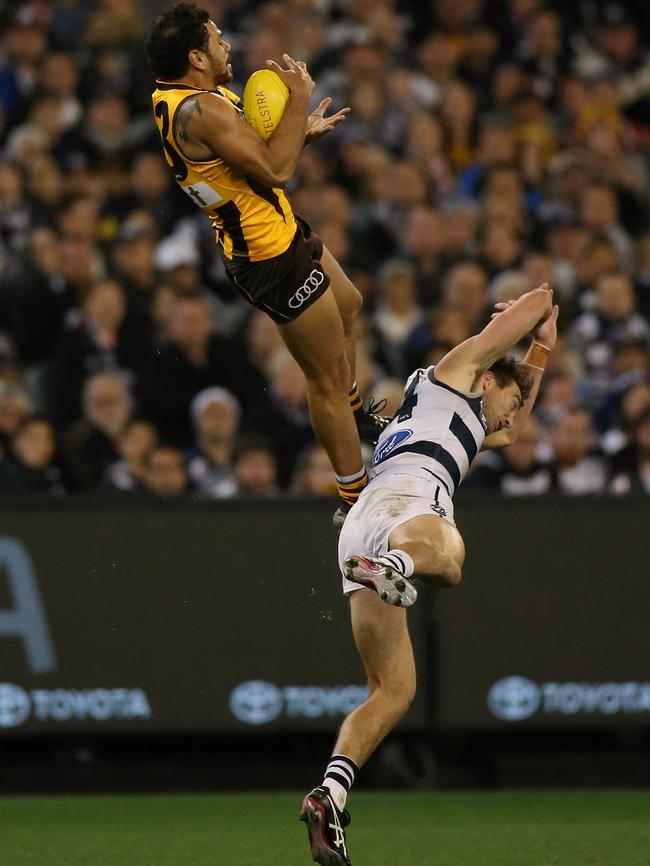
left=1, top=790, right=650, bottom=865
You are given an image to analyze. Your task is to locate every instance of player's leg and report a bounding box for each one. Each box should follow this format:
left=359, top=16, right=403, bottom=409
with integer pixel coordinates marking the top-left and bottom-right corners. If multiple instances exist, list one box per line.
left=388, top=513, right=466, bottom=588
left=320, top=245, right=361, bottom=385
left=279, top=288, right=367, bottom=507
left=301, top=589, right=415, bottom=865
left=321, top=245, right=390, bottom=443
left=335, top=589, right=416, bottom=766
left=344, top=513, right=465, bottom=606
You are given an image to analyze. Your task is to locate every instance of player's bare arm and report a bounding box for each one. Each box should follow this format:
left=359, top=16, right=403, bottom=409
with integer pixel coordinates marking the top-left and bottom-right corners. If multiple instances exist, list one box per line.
left=172, top=79, right=308, bottom=187
left=435, top=283, right=553, bottom=394
left=482, top=300, right=559, bottom=449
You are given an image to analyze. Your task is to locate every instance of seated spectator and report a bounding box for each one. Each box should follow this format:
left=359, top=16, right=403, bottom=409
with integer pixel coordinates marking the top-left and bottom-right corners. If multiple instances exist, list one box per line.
left=547, top=408, right=609, bottom=493
left=0, top=414, right=64, bottom=495
left=142, top=446, right=188, bottom=499
left=373, top=260, right=425, bottom=377
left=0, top=383, right=33, bottom=455
left=233, top=435, right=280, bottom=497
left=441, top=261, right=488, bottom=331
left=609, top=407, right=650, bottom=495
left=62, top=371, right=132, bottom=489
left=290, top=443, right=337, bottom=496
left=53, top=278, right=144, bottom=426
left=245, top=309, right=284, bottom=374
left=536, top=372, right=578, bottom=429
left=3, top=226, right=76, bottom=367
left=139, top=296, right=261, bottom=444
left=186, top=387, right=239, bottom=499
left=570, top=271, right=649, bottom=401
left=466, top=417, right=553, bottom=495
left=104, top=418, right=158, bottom=492
left=600, top=381, right=650, bottom=457
left=244, top=350, right=315, bottom=486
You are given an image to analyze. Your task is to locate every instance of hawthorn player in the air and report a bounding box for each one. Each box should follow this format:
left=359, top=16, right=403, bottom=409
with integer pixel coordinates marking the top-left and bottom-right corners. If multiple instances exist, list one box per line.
left=146, top=3, right=385, bottom=518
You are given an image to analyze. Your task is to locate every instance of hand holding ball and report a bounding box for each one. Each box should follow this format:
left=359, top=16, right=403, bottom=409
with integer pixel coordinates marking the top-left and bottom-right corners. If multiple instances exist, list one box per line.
left=243, top=70, right=289, bottom=140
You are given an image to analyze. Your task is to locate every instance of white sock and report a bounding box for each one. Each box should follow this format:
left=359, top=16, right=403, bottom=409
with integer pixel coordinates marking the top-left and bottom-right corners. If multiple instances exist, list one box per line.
left=322, top=754, right=358, bottom=810
left=379, top=549, right=415, bottom=577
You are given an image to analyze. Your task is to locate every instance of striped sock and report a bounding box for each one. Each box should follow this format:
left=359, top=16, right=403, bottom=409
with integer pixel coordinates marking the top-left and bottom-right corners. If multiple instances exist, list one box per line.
left=336, top=467, right=368, bottom=507
left=323, top=754, right=358, bottom=810
left=379, top=549, right=415, bottom=577
left=348, top=383, right=363, bottom=415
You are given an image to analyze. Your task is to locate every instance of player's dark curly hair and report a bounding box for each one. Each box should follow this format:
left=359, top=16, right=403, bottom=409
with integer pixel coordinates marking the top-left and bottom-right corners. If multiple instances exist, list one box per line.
left=490, top=356, right=532, bottom=403
left=146, top=3, right=210, bottom=81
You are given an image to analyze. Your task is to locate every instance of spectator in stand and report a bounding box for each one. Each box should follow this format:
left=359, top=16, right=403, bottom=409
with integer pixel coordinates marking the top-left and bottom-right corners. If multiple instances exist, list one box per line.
left=600, top=381, right=650, bottom=458
left=104, top=418, right=158, bottom=493
left=233, top=435, right=280, bottom=498
left=466, top=416, right=553, bottom=495
left=373, top=260, right=425, bottom=378
left=399, top=205, right=444, bottom=304
left=570, top=271, right=649, bottom=402
left=441, top=261, right=488, bottom=332
left=0, top=415, right=64, bottom=495
left=53, top=278, right=144, bottom=426
left=245, top=350, right=315, bottom=486
left=142, top=446, right=188, bottom=499
left=0, top=383, right=33, bottom=456
left=548, top=407, right=609, bottom=494
left=579, top=182, right=632, bottom=268
left=62, top=371, right=132, bottom=489
left=610, top=407, right=650, bottom=495
left=535, top=372, right=578, bottom=429
left=139, top=296, right=261, bottom=444
left=290, top=443, right=337, bottom=496
left=186, top=387, right=239, bottom=499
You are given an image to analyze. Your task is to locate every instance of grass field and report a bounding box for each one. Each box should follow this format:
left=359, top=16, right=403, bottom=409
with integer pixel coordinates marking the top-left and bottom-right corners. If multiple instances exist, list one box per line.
left=2, top=790, right=650, bottom=865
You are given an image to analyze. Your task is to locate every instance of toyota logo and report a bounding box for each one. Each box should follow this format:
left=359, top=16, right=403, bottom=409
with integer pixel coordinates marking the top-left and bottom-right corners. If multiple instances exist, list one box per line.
left=288, top=269, right=325, bottom=309
left=229, top=680, right=284, bottom=725
left=0, top=683, right=31, bottom=728
left=487, top=676, right=541, bottom=721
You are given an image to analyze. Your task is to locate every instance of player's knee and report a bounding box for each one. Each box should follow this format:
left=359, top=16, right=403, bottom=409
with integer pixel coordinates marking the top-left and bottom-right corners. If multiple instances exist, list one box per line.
left=417, top=548, right=462, bottom=588
left=341, top=285, right=362, bottom=329
left=438, top=560, right=462, bottom=588
left=382, top=671, right=416, bottom=721
left=388, top=680, right=416, bottom=720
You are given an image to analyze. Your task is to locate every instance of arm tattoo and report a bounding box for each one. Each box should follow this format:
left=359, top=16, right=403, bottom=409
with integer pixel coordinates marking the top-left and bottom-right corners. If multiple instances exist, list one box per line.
left=176, top=96, right=203, bottom=142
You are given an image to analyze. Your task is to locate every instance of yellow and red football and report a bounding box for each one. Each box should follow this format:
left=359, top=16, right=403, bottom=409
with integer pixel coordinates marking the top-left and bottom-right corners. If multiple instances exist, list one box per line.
left=243, top=69, right=289, bottom=140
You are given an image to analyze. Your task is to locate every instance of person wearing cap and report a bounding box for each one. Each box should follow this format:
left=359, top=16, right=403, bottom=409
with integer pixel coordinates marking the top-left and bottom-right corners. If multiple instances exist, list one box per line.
left=185, top=386, right=239, bottom=498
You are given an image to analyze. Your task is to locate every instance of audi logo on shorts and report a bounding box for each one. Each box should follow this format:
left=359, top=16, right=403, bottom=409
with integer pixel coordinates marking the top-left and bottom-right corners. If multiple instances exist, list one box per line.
left=288, top=269, right=325, bottom=309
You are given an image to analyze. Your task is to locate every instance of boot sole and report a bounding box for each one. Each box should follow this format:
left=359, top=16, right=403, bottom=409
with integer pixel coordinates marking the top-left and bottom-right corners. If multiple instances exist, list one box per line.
left=344, top=556, right=417, bottom=607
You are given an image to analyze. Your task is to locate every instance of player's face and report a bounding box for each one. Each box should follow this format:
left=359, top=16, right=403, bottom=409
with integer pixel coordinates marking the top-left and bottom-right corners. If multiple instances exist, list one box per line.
left=204, top=21, right=233, bottom=86
left=482, top=379, right=522, bottom=435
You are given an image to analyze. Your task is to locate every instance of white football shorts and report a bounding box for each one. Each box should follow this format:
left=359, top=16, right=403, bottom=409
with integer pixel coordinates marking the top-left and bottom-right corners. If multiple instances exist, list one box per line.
left=338, top=466, right=456, bottom=595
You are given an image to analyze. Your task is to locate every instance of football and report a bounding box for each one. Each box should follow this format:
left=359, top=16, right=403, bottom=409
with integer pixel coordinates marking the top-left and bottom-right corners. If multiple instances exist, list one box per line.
left=243, top=69, right=289, bottom=140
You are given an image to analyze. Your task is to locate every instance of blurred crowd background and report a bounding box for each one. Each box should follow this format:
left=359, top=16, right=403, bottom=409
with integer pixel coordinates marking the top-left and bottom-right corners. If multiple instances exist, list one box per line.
left=1, top=0, right=650, bottom=500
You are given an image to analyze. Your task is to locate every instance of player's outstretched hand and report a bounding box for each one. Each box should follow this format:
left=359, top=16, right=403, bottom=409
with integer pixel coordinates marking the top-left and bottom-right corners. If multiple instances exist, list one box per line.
left=305, top=97, right=350, bottom=144
left=534, top=303, right=559, bottom=349
left=490, top=298, right=559, bottom=349
left=266, top=54, right=315, bottom=100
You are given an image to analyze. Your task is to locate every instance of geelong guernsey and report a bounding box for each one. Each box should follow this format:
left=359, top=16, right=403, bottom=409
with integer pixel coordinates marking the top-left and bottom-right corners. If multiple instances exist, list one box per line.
left=372, top=366, right=487, bottom=497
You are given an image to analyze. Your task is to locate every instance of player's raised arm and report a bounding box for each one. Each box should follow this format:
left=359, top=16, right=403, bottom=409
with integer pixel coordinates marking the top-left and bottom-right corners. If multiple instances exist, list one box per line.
left=482, top=301, right=559, bottom=448
left=436, top=284, right=553, bottom=391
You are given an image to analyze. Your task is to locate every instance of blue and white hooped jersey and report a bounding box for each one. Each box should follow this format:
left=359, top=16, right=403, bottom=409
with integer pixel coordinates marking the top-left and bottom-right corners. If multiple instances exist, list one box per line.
left=372, top=366, right=487, bottom=498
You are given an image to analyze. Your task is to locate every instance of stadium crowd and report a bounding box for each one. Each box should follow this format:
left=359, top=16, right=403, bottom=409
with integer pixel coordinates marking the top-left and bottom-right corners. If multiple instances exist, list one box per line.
left=1, top=0, right=650, bottom=499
